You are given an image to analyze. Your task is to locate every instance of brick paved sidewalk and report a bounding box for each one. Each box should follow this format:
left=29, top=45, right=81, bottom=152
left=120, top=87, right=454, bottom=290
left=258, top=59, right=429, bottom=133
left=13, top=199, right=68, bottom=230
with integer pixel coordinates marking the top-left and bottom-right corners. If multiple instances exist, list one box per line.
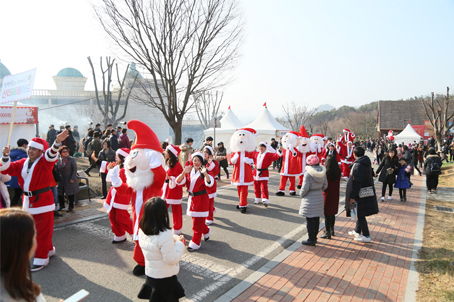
left=232, top=176, right=424, bottom=302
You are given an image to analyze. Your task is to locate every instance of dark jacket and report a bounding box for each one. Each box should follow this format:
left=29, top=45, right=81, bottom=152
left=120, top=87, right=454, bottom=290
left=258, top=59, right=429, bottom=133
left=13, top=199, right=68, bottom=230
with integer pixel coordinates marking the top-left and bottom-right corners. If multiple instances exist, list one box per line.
left=402, top=150, right=411, bottom=164
left=119, top=134, right=130, bottom=149
left=424, top=154, right=442, bottom=176
left=46, top=129, right=58, bottom=145
left=97, top=148, right=116, bottom=169
left=64, top=130, right=76, bottom=155
left=345, top=155, right=379, bottom=218
left=215, top=147, right=228, bottom=168
left=87, top=139, right=102, bottom=158
left=57, top=156, right=80, bottom=196
left=73, top=130, right=80, bottom=142
left=394, top=164, right=411, bottom=189
left=84, top=135, right=93, bottom=151
left=376, top=156, right=399, bottom=184
left=109, top=133, right=119, bottom=151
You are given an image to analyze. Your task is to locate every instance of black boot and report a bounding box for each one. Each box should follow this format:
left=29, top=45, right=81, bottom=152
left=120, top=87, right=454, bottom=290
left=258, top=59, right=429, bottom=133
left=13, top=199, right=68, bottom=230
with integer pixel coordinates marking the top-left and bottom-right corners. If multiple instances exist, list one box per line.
left=330, top=215, right=335, bottom=237
left=67, top=199, right=74, bottom=212
left=58, top=197, right=65, bottom=211
left=320, top=216, right=331, bottom=239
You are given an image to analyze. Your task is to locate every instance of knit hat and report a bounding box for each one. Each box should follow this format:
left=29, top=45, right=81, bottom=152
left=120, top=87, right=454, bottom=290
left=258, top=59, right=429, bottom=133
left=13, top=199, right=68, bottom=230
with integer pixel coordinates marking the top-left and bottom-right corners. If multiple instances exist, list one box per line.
left=306, top=154, right=319, bottom=165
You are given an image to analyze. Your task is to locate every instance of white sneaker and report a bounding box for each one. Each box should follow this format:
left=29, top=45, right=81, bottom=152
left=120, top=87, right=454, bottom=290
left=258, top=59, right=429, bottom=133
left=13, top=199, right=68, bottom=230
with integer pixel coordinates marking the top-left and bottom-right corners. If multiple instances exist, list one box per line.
left=388, top=196, right=392, bottom=200
left=380, top=196, right=385, bottom=201
left=348, top=230, right=360, bottom=237
left=354, top=235, right=371, bottom=243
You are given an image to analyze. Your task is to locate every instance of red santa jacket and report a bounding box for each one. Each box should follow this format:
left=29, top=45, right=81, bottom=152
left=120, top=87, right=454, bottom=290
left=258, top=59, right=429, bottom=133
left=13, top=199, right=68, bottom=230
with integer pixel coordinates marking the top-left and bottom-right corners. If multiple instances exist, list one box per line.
left=280, top=149, right=302, bottom=177
left=321, top=150, right=342, bottom=166
left=114, top=166, right=166, bottom=240
left=298, top=152, right=310, bottom=176
left=253, top=151, right=280, bottom=181
left=340, top=145, right=355, bottom=165
left=177, top=168, right=214, bottom=217
left=104, top=168, right=131, bottom=213
left=1, top=149, right=58, bottom=215
left=206, top=160, right=219, bottom=198
left=161, top=162, right=184, bottom=205
left=230, top=151, right=255, bottom=186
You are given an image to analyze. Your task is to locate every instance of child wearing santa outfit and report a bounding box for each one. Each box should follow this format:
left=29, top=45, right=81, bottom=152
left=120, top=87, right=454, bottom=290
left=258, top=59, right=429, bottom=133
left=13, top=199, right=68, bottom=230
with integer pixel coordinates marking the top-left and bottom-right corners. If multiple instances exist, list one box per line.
left=1, top=132, right=69, bottom=271
left=161, top=145, right=185, bottom=235
left=104, top=148, right=133, bottom=244
left=203, top=146, right=219, bottom=225
left=230, top=128, right=257, bottom=213
left=253, top=142, right=281, bottom=207
left=340, top=141, right=355, bottom=180
left=176, top=152, right=214, bottom=252
left=276, top=131, right=302, bottom=196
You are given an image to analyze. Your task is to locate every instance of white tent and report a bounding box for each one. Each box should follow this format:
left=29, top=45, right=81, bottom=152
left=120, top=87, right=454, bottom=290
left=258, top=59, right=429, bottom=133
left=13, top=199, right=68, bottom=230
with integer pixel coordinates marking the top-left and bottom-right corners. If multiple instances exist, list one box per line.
left=245, top=106, right=290, bottom=145
left=203, top=107, right=244, bottom=150
left=394, top=123, right=423, bottom=146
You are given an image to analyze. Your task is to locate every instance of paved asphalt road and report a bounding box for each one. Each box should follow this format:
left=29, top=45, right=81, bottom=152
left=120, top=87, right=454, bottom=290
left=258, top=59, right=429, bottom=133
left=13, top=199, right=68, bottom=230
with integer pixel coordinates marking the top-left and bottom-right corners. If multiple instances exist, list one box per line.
left=34, top=172, right=347, bottom=302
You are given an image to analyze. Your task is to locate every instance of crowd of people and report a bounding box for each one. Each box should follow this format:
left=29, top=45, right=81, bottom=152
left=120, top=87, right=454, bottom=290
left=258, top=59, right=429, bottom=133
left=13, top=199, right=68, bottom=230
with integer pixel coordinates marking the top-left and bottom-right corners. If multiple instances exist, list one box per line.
left=1, top=119, right=452, bottom=302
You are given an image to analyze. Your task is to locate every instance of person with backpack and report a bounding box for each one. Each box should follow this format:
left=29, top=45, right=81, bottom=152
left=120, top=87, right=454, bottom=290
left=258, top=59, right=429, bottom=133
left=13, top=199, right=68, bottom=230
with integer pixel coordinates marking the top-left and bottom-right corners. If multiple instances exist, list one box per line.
left=424, top=147, right=442, bottom=194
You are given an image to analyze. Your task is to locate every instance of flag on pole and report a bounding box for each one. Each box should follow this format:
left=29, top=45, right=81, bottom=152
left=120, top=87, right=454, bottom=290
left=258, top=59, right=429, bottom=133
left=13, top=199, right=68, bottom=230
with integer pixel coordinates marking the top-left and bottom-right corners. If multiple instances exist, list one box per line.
left=263, top=102, right=267, bottom=107
left=228, top=105, right=231, bottom=109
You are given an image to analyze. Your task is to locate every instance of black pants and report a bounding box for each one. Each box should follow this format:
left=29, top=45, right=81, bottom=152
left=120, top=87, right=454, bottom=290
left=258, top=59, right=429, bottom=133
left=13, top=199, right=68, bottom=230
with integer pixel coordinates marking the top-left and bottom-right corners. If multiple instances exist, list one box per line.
left=450, top=152, right=454, bottom=161
left=306, top=217, right=320, bottom=242
left=411, top=163, right=421, bottom=175
left=399, top=188, right=407, bottom=199
left=85, top=160, right=98, bottom=173
left=218, top=166, right=229, bottom=178
left=101, top=172, right=108, bottom=198
left=355, top=216, right=370, bottom=237
left=58, top=194, right=75, bottom=208
left=377, top=155, right=383, bottom=165
left=324, top=215, right=336, bottom=235
left=381, top=181, right=393, bottom=197
left=277, top=157, right=283, bottom=172
left=11, top=188, right=23, bottom=206
left=426, top=174, right=439, bottom=191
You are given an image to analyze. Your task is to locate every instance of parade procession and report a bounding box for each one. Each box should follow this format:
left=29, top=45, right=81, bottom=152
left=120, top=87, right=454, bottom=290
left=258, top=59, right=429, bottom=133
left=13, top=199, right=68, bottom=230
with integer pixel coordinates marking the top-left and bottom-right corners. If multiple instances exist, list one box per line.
left=2, top=0, right=454, bottom=301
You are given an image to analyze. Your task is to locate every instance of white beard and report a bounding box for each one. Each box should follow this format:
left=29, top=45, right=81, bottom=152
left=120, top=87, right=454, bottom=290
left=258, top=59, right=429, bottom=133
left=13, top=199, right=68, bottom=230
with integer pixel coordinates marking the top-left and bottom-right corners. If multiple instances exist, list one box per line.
left=125, top=168, right=154, bottom=191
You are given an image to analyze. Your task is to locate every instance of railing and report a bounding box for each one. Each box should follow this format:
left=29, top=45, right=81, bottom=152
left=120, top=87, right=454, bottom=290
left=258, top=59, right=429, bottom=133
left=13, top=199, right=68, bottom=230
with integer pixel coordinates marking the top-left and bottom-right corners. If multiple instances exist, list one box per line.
left=182, top=120, right=202, bottom=126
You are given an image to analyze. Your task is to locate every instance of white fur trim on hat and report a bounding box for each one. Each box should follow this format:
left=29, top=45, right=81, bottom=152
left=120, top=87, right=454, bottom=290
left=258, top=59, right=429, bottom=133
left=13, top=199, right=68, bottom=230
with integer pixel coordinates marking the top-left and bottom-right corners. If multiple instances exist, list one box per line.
left=116, top=149, right=129, bottom=158
left=203, top=146, right=214, bottom=155
left=167, top=145, right=178, bottom=157
left=192, top=152, right=204, bottom=159
left=29, top=140, right=44, bottom=150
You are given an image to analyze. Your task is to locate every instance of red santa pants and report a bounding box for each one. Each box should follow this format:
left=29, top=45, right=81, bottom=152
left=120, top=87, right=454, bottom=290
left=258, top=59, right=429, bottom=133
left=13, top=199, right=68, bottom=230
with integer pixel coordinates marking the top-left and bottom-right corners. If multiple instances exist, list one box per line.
left=207, top=198, right=215, bottom=221
left=108, top=208, right=133, bottom=240
left=298, top=174, right=305, bottom=186
left=192, top=217, right=210, bottom=246
left=254, top=180, right=269, bottom=201
left=279, top=176, right=296, bottom=192
left=33, top=211, right=54, bottom=266
left=237, top=185, right=249, bottom=207
left=167, top=204, right=183, bottom=231
left=134, top=240, right=145, bottom=266
left=342, top=163, right=352, bottom=178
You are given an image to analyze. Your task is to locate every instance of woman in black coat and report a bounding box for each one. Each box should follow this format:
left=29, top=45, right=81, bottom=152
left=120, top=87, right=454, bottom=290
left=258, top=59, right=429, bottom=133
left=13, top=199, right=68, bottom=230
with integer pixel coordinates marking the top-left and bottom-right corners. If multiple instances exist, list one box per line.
left=92, top=139, right=116, bottom=198
left=375, top=149, right=399, bottom=201
left=215, top=142, right=229, bottom=180
left=424, top=147, right=443, bottom=194
left=345, top=147, right=378, bottom=243
left=57, top=146, right=80, bottom=212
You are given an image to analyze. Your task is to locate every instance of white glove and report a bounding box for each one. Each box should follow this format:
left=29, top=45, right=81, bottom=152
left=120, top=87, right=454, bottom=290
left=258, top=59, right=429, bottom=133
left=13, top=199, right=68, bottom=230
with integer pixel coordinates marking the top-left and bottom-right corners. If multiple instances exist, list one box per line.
left=231, top=153, right=239, bottom=164
left=109, top=166, right=122, bottom=187
left=243, top=157, right=254, bottom=165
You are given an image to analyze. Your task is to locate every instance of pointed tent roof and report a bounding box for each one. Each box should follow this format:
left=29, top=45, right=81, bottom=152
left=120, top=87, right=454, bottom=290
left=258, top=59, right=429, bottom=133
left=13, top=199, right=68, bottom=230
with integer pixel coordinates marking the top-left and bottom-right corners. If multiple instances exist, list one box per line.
left=245, top=106, right=289, bottom=133
left=220, top=107, right=243, bottom=129
left=394, top=123, right=423, bottom=145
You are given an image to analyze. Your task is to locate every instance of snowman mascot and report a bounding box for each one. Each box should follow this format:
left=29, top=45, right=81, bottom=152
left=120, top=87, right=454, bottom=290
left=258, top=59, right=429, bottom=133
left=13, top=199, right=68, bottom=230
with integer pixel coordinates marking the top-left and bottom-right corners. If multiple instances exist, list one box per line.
left=276, top=131, right=302, bottom=196
left=109, top=120, right=166, bottom=276
left=297, top=126, right=316, bottom=190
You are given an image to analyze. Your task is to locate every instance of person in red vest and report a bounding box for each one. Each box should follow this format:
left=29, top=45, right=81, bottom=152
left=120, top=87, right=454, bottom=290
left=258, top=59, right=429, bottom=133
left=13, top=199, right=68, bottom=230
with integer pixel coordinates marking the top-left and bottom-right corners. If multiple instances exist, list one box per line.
left=1, top=131, right=69, bottom=271
left=276, top=131, right=302, bottom=196
left=109, top=120, right=166, bottom=276
left=253, top=142, right=281, bottom=207
left=229, top=128, right=257, bottom=213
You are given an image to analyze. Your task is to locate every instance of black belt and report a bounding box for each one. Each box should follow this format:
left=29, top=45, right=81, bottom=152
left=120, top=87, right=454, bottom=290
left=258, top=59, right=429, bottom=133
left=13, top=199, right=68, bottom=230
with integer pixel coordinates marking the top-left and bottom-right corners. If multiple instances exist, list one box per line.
left=23, top=186, right=50, bottom=203
left=257, top=168, right=268, bottom=176
left=188, top=190, right=207, bottom=197
left=165, top=179, right=169, bottom=183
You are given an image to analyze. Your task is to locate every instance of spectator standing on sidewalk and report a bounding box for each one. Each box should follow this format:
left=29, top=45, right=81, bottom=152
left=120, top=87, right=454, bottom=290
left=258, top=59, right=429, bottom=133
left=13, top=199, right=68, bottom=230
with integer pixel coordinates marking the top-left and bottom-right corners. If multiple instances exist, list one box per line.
left=109, top=129, right=119, bottom=151
left=84, top=131, right=102, bottom=176
left=6, top=139, right=28, bottom=206
left=179, top=138, right=193, bottom=167
left=424, top=147, right=442, bottom=194
left=320, top=155, right=341, bottom=239
left=346, top=147, right=379, bottom=243
left=270, top=138, right=279, bottom=170
left=56, top=146, right=79, bottom=212
left=64, top=125, right=77, bottom=156
left=73, top=125, right=80, bottom=152
left=411, top=144, right=422, bottom=176
left=375, top=149, right=399, bottom=202
left=83, top=129, right=94, bottom=157
left=119, top=128, right=131, bottom=149
left=299, top=155, right=328, bottom=246
left=46, top=125, right=58, bottom=147
left=215, top=142, right=229, bottom=180
left=92, top=139, right=116, bottom=199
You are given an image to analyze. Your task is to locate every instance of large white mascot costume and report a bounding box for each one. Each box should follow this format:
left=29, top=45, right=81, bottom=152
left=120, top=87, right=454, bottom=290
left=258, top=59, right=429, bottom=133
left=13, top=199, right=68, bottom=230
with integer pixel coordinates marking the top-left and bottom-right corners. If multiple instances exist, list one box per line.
left=310, top=133, right=325, bottom=162
left=297, top=126, right=316, bottom=189
left=110, top=120, right=166, bottom=276
left=276, top=131, right=302, bottom=196
left=229, top=128, right=257, bottom=213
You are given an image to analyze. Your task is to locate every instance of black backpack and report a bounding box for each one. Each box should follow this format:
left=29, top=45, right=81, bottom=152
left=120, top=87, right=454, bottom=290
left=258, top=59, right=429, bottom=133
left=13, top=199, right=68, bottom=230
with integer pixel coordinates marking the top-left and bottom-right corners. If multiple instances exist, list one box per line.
left=429, top=158, right=440, bottom=173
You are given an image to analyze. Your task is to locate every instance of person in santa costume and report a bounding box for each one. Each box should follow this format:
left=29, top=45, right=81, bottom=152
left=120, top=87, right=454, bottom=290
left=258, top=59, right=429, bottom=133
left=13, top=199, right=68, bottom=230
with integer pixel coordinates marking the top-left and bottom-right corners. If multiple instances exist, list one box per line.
left=297, top=126, right=316, bottom=190
left=109, top=120, right=166, bottom=276
left=229, top=128, right=257, bottom=213
left=176, top=152, right=214, bottom=251
left=253, top=142, right=281, bottom=207
left=321, top=142, right=342, bottom=166
left=161, top=144, right=185, bottom=234
left=340, top=141, right=355, bottom=180
left=276, top=131, right=302, bottom=196
left=104, top=148, right=133, bottom=244
left=310, top=133, right=325, bottom=162
left=1, top=131, right=69, bottom=271
left=320, top=137, right=333, bottom=165
left=203, top=146, right=219, bottom=225
left=340, top=128, right=356, bottom=144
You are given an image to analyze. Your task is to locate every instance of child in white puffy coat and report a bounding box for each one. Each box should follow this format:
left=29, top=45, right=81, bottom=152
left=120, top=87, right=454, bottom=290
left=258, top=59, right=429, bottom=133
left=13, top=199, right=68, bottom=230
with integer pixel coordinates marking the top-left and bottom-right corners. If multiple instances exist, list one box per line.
left=137, top=197, right=186, bottom=302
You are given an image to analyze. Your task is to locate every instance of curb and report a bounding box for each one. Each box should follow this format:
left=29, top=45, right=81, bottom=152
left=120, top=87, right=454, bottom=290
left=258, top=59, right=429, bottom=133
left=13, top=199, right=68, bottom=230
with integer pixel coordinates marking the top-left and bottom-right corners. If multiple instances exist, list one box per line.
left=54, top=213, right=108, bottom=229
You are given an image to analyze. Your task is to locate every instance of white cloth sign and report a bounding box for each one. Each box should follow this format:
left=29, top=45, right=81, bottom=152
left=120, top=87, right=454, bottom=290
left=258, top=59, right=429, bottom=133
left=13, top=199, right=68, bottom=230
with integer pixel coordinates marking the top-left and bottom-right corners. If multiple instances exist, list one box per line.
left=0, top=69, right=37, bottom=104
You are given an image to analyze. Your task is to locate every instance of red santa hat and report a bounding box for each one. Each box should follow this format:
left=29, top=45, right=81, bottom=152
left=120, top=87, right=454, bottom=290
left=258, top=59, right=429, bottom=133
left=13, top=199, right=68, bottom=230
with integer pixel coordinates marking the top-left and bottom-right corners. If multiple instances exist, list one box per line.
left=203, top=145, right=214, bottom=156
left=343, top=128, right=351, bottom=133
left=116, top=148, right=130, bottom=158
left=166, top=145, right=181, bottom=157
left=288, top=131, right=302, bottom=138
left=127, top=120, right=163, bottom=153
left=299, top=126, right=309, bottom=138
left=191, top=151, right=204, bottom=160
left=237, top=128, right=257, bottom=136
left=28, top=137, right=49, bottom=151
left=311, top=133, right=325, bottom=139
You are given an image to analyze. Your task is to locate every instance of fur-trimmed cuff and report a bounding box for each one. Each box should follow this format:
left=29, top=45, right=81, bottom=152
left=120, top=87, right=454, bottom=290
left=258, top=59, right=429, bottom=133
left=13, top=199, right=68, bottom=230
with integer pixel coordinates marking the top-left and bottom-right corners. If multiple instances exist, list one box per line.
left=203, top=226, right=211, bottom=239
left=206, top=162, right=215, bottom=171
left=176, top=175, right=186, bottom=186
left=45, top=150, right=58, bottom=162
left=205, top=174, right=214, bottom=187
left=188, top=240, right=201, bottom=250
left=231, top=153, right=239, bottom=164
left=0, top=157, right=10, bottom=171
left=100, top=161, right=108, bottom=173
left=169, top=176, right=177, bottom=189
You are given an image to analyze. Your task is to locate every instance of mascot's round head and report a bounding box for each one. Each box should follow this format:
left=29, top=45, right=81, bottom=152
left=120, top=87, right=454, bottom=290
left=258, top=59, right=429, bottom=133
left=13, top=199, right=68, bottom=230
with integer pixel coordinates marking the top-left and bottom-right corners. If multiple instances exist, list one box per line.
left=282, top=131, right=301, bottom=149
left=299, top=125, right=315, bottom=153
left=124, top=120, right=165, bottom=191
left=310, top=134, right=325, bottom=151
left=230, top=128, right=257, bottom=153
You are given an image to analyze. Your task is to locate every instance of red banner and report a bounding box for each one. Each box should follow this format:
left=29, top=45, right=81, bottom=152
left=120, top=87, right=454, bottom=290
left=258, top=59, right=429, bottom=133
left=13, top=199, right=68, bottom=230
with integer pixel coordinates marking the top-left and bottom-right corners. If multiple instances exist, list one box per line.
left=0, top=106, right=38, bottom=125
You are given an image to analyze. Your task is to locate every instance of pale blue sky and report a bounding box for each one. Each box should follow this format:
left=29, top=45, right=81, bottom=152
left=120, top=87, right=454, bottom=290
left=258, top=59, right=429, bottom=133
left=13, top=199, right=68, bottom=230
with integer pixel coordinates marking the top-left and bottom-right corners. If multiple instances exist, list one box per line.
left=1, top=0, right=453, bottom=122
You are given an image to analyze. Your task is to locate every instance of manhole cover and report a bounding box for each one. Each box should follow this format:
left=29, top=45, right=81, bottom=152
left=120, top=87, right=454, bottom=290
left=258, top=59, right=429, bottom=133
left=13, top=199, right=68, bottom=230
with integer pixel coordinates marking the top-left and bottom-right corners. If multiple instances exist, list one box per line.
left=433, top=206, right=454, bottom=213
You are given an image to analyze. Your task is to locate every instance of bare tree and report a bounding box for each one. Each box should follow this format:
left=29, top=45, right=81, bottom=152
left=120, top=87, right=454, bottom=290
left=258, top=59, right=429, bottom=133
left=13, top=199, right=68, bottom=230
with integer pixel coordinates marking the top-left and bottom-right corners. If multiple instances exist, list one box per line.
left=194, top=91, right=224, bottom=129
left=281, top=101, right=317, bottom=132
left=93, top=0, right=243, bottom=144
left=421, top=88, right=454, bottom=150
left=88, top=56, right=137, bottom=128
